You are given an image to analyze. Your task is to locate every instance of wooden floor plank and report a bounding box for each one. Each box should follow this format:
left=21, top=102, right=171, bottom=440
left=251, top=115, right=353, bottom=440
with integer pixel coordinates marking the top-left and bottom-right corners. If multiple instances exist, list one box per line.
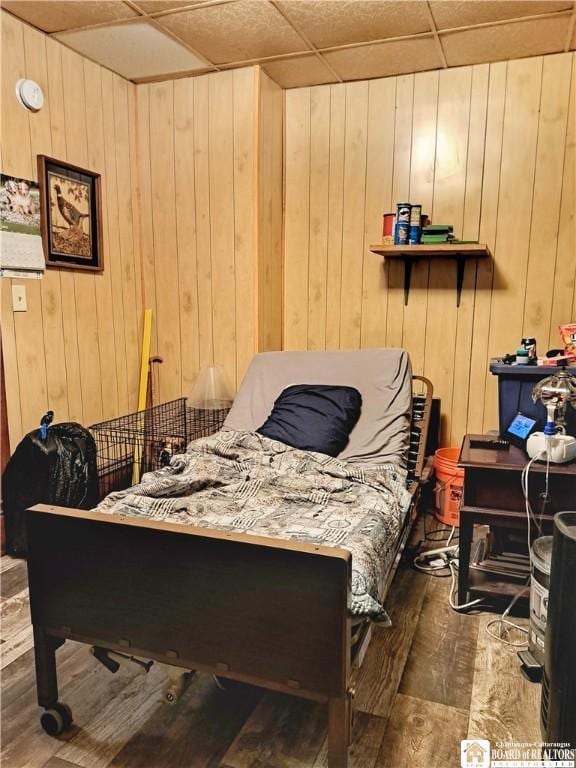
left=1, top=558, right=28, bottom=601
left=467, top=615, right=541, bottom=743
left=55, top=665, right=167, bottom=768
left=375, top=694, right=469, bottom=768
left=1, top=587, right=30, bottom=639
left=41, top=758, right=82, bottom=768
left=1, top=643, right=81, bottom=727
left=312, top=711, right=389, bottom=768
left=1, top=645, right=140, bottom=768
left=1, top=554, right=22, bottom=574
left=221, top=691, right=327, bottom=768
left=398, top=575, right=480, bottom=710
left=1, top=587, right=33, bottom=669
left=354, top=565, right=429, bottom=718
left=108, top=674, right=262, bottom=768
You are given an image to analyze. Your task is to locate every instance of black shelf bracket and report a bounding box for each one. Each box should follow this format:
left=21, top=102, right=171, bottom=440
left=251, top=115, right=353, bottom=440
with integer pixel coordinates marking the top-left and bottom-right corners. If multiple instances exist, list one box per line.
left=399, top=255, right=468, bottom=307
left=456, top=259, right=466, bottom=308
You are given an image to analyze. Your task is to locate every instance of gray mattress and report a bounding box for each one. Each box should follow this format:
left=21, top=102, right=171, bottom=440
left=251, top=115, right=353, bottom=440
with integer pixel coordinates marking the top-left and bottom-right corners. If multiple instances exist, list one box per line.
left=224, top=348, right=413, bottom=468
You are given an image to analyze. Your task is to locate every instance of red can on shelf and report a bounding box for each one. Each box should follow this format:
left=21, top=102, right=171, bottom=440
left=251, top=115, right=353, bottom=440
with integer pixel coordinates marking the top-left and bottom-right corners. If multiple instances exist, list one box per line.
left=382, top=212, right=395, bottom=244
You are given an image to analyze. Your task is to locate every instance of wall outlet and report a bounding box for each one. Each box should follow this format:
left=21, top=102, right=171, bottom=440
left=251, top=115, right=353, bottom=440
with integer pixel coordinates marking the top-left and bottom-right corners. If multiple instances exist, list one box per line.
left=12, top=284, right=27, bottom=312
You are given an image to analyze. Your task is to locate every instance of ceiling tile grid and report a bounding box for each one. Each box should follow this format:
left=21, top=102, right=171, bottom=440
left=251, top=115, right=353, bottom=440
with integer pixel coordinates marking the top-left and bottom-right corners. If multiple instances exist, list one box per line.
left=441, top=13, right=573, bottom=67
left=324, top=35, right=443, bottom=81
left=156, top=0, right=310, bottom=63
left=1, top=0, right=575, bottom=87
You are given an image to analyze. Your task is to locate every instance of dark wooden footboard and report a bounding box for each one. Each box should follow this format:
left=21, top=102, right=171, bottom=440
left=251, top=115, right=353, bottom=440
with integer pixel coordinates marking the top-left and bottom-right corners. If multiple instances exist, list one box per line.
left=26, top=504, right=353, bottom=766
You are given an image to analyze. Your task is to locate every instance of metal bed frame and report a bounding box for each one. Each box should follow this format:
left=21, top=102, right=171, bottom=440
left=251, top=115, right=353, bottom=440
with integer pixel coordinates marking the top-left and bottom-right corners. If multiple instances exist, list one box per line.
left=25, top=375, right=433, bottom=768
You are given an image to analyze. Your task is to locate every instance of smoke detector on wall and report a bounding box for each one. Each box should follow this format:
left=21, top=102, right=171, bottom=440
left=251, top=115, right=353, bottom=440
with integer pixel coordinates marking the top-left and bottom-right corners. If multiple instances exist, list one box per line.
left=15, top=79, right=44, bottom=112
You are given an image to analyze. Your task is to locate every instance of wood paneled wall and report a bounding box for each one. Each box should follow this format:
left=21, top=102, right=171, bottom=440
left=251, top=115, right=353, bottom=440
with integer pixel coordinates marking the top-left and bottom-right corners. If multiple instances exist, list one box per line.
left=1, top=11, right=142, bottom=449
left=135, top=67, right=283, bottom=401
left=283, top=52, right=576, bottom=445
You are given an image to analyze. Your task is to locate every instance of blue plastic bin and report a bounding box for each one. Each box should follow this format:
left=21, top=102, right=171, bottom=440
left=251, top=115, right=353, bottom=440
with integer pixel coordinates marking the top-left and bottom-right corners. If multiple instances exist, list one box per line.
left=489, top=359, right=576, bottom=437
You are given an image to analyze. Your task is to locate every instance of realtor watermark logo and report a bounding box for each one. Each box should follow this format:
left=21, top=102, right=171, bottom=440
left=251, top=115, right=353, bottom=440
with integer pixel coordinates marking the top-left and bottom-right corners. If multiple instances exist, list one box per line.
left=460, top=740, right=575, bottom=768
left=462, top=740, right=491, bottom=768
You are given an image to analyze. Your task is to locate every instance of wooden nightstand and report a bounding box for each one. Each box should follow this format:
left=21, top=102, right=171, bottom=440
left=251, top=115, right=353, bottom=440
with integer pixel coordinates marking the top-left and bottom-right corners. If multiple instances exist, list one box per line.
left=457, top=435, right=576, bottom=606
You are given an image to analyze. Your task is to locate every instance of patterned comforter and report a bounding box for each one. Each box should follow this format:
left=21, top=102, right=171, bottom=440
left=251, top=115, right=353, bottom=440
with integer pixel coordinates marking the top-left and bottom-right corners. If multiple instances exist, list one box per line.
left=96, top=430, right=412, bottom=621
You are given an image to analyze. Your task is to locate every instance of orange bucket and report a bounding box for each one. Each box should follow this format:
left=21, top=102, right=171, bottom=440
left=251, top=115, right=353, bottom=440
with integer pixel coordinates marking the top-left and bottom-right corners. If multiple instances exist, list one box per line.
left=433, top=447, right=464, bottom=527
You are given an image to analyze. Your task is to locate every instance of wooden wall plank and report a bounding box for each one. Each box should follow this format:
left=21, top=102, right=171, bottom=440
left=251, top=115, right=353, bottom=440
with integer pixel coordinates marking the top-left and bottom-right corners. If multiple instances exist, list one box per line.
left=386, top=74, right=414, bottom=350
left=257, top=71, right=283, bottom=355
left=135, top=84, right=158, bottom=358
left=402, top=70, right=439, bottom=375
left=425, top=66, right=472, bottom=444
left=149, top=81, right=181, bottom=403
left=307, top=85, right=331, bottom=351
left=325, top=84, right=346, bottom=351
left=193, top=75, right=215, bottom=370
left=339, top=81, right=369, bottom=350
left=468, top=61, right=507, bottom=434
left=283, top=87, right=311, bottom=350
left=451, top=64, right=489, bottom=444
left=360, top=77, right=395, bottom=350
left=209, top=71, right=237, bottom=389
left=174, top=76, right=200, bottom=397
left=233, top=67, right=257, bottom=383
left=113, top=76, right=140, bottom=413
left=101, top=68, right=131, bottom=416
left=84, top=59, right=118, bottom=421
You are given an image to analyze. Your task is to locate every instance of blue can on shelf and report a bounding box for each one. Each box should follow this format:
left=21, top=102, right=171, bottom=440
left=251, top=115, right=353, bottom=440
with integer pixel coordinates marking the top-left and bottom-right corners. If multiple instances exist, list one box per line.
left=409, top=225, right=422, bottom=244
left=394, top=221, right=410, bottom=244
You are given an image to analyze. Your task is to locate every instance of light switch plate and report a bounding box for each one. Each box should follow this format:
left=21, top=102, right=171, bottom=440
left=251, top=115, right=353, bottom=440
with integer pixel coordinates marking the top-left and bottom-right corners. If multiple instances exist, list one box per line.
left=12, top=284, right=27, bottom=312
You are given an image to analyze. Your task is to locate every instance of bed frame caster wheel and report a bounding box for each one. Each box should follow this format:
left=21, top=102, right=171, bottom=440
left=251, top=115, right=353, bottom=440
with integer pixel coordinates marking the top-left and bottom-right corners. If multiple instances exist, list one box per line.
left=40, top=702, right=73, bottom=736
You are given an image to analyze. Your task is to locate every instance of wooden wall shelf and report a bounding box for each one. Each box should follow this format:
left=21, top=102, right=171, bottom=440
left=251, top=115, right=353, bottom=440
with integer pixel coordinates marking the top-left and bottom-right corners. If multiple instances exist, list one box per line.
left=369, top=244, right=492, bottom=306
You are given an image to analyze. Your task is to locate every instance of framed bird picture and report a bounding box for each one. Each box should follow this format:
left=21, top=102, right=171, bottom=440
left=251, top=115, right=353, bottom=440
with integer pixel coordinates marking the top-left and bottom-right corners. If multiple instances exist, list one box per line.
left=37, top=155, right=103, bottom=271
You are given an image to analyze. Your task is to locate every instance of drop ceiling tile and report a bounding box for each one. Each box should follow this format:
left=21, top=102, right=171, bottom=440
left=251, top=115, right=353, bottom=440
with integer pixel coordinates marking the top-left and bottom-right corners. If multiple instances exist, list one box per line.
left=441, top=15, right=567, bottom=66
left=323, top=36, right=441, bottom=81
left=158, top=0, right=309, bottom=64
left=132, top=1, right=206, bottom=12
left=277, top=0, right=431, bottom=49
left=1, top=1, right=138, bottom=34
left=261, top=54, right=337, bottom=87
left=55, top=21, right=208, bottom=80
left=430, top=1, right=573, bottom=30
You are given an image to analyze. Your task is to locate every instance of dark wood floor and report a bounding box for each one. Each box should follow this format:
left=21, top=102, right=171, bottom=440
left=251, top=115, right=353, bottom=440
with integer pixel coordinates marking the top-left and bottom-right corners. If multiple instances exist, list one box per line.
left=1, top=517, right=541, bottom=768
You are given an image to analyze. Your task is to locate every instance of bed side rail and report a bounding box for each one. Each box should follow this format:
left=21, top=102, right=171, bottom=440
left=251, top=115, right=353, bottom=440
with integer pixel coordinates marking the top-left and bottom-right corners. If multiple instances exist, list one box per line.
left=407, top=375, right=434, bottom=486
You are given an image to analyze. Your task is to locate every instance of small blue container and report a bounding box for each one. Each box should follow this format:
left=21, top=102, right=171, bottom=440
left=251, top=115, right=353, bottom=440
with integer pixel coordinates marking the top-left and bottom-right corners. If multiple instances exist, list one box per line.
left=394, top=220, right=410, bottom=245
left=409, top=224, right=422, bottom=244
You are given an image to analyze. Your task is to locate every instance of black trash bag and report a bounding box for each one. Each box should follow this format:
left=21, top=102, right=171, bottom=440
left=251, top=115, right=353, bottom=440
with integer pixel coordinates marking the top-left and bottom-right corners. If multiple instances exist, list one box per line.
left=2, top=422, right=99, bottom=557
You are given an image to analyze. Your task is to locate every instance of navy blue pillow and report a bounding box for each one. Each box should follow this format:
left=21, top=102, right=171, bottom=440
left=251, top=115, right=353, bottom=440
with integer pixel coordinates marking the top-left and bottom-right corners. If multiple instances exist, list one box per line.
left=257, top=384, right=362, bottom=457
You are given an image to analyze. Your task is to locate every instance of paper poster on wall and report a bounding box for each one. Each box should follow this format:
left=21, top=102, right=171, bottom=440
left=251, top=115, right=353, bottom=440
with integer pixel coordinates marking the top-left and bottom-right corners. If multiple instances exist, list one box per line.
left=0, top=173, right=45, bottom=278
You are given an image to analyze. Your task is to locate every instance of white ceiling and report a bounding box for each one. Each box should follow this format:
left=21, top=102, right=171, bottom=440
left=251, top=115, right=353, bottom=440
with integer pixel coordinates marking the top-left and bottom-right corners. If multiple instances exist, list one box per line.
left=2, top=0, right=575, bottom=87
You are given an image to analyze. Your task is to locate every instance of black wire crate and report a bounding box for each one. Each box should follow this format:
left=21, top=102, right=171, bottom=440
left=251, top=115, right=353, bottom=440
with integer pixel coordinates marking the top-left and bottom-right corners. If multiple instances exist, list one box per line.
left=90, top=398, right=230, bottom=500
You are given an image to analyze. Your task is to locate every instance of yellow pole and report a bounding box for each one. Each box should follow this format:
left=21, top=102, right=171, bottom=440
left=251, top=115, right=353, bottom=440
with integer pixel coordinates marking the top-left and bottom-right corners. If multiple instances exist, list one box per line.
left=132, top=309, right=153, bottom=484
